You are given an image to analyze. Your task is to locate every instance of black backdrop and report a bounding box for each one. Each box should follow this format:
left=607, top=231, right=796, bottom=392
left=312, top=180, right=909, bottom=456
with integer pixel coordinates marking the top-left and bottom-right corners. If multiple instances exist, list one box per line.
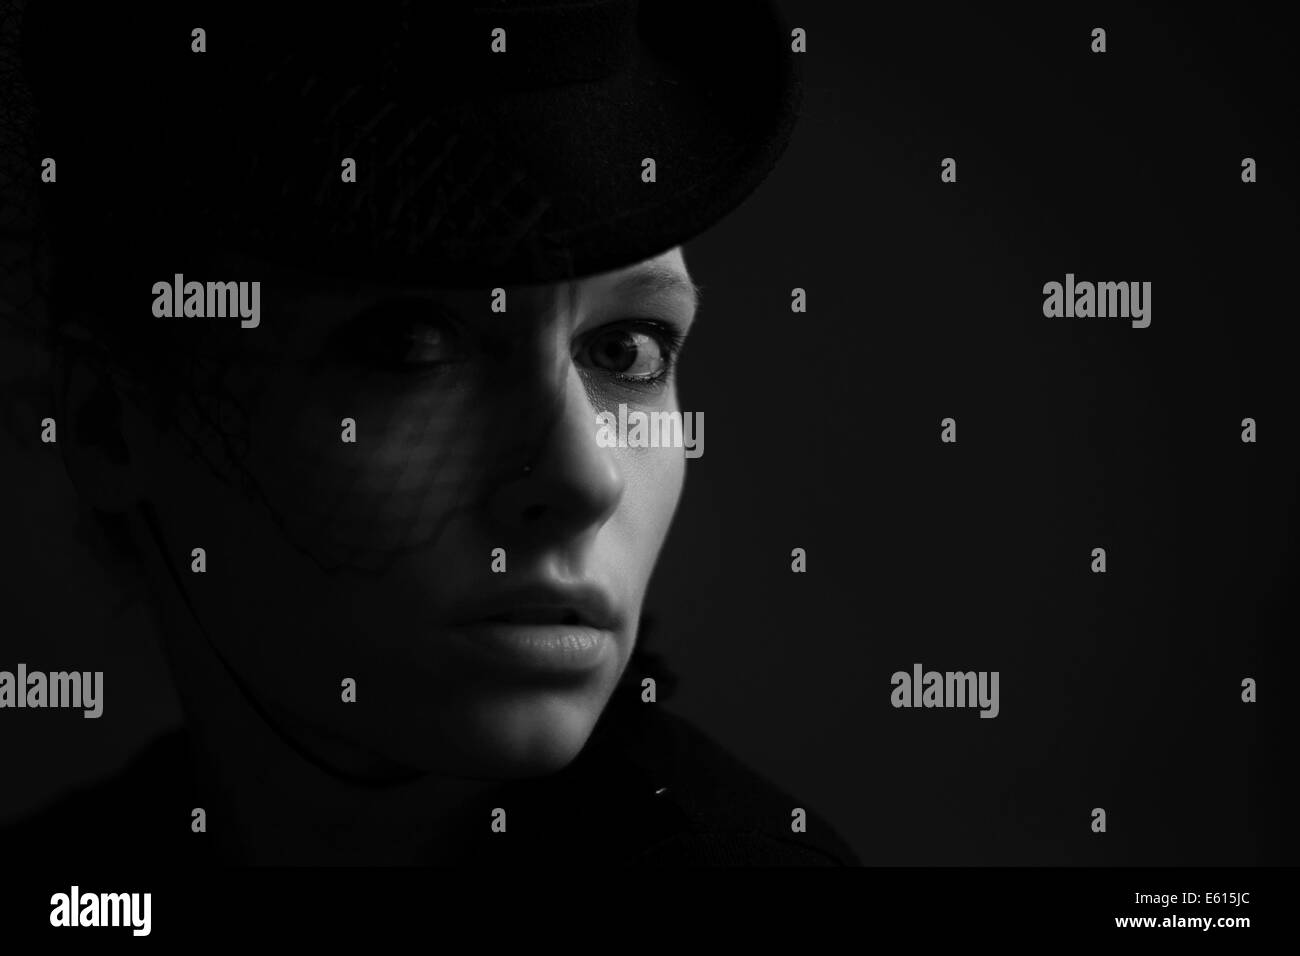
left=651, top=1, right=1297, bottom=865
left=1, top=1, right=1295, bottom=867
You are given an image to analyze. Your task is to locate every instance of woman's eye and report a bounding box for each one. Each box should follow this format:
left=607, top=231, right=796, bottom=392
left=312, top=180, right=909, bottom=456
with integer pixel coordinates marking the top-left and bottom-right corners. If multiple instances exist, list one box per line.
left=387, top=322, right=459, bottom=367
left=580, top=324, right=678, bottom=381
left=342, top=305, right=466, bottom=370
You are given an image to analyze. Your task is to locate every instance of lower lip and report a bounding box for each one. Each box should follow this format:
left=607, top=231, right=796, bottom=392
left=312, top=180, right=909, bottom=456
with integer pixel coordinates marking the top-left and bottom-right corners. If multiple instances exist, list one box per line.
left=448, top=622, right=614, bottom=676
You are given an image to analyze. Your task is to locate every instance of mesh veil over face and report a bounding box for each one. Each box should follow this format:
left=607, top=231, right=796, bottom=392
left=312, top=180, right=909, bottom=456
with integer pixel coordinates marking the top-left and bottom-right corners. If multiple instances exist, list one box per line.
left=2, top=0, right=705, bottom=707
left=158, top=293, right=578, bottom=575
left=0, top=0, right=580, bottom=576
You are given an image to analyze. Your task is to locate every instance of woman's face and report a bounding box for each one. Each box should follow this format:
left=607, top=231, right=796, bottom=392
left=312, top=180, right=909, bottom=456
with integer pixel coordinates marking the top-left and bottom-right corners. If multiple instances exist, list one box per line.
left=111, top=246, right=698, bottom=779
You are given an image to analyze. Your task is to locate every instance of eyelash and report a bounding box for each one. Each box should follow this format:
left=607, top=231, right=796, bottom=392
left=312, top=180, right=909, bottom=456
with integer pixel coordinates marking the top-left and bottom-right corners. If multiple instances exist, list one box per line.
left=593, top=319, right=687, bottom=388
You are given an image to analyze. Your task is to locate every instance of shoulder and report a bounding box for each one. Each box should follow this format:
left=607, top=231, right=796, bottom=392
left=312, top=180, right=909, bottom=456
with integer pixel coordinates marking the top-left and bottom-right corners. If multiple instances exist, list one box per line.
left=1, top=711, right=862, bottom=867
left=576, top=699, right=861, bottom=866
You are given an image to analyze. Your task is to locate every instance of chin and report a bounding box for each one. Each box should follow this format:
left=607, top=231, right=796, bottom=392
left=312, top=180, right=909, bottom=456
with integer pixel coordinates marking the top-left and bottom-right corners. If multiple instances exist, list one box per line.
left=470, top=689, right=608, bottom=778
left=375, top=688, right=609, bottom=780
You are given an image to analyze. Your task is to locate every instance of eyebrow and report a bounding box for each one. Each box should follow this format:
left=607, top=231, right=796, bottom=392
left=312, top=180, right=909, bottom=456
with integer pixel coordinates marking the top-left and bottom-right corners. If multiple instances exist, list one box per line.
left=608, top=265, right=702, bottom=313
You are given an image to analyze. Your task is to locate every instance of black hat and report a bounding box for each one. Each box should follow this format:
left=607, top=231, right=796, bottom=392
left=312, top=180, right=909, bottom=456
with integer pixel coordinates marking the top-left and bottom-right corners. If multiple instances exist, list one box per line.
left=20, top=0, right=801, bottom=287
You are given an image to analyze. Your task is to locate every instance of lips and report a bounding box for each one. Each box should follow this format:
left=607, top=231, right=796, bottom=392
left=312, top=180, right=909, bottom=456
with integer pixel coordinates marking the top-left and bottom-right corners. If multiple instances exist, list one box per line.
left=445, top=582, right=620, bottom=676
left=447, top=582, right=619, bottom=631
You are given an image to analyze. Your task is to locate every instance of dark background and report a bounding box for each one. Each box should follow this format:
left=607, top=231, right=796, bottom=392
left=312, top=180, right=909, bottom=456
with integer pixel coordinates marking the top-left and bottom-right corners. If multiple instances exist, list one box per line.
left=2, top=2, right=1296, bottom=865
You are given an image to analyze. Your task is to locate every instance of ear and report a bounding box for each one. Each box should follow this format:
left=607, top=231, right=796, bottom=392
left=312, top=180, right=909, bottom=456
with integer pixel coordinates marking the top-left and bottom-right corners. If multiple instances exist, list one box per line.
left=52, top=334, right=151, bottom=514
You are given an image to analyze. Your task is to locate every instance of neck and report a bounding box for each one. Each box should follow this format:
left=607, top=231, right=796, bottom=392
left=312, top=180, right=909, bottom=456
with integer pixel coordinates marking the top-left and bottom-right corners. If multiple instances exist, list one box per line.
left=151, top=596, right=494, bottom=865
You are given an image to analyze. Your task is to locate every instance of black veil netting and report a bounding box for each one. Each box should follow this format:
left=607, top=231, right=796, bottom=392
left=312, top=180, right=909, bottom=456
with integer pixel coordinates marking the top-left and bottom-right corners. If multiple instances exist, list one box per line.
left=0, top=0, right=678, bottom=702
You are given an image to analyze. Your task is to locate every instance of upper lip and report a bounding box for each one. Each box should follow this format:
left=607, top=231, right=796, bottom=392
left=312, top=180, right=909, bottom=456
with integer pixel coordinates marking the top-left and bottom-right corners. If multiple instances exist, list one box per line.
left=448, top=582, right=620, bottom=630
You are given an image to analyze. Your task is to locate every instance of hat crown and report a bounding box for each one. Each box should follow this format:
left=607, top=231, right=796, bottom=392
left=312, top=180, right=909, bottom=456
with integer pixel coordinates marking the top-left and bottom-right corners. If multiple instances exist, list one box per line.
left=19, top=0, right=799, bottom=286
left=240, top=0, right=642, bottom=92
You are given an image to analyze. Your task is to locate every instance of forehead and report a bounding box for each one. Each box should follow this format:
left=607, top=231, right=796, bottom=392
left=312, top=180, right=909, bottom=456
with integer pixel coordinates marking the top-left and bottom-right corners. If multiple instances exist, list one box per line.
left=443, top=247, right=698, bottom=316
left=211, top=246, right=695, bottom=312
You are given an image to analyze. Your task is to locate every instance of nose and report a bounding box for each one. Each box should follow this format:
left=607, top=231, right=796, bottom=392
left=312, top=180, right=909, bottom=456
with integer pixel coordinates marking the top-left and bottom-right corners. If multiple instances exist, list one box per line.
left=484, top=364, right=625, bottom=545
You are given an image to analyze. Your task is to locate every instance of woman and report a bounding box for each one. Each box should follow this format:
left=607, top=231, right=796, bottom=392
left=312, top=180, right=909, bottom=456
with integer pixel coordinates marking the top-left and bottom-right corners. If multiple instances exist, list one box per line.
left=1, top=0, right=859, bottom=864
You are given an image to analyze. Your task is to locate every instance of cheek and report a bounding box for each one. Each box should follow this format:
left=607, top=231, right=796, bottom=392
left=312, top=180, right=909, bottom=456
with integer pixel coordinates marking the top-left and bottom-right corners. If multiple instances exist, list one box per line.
left=619, top=445, right=686, bottom=571
left=237, top=373, right=504, bottom=571
left=138, top=420, right=555, bottom=774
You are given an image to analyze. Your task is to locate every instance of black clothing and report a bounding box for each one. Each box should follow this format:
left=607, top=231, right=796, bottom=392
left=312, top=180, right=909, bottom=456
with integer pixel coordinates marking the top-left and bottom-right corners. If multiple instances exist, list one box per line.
left=2, top=698, right=859, bottom=866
